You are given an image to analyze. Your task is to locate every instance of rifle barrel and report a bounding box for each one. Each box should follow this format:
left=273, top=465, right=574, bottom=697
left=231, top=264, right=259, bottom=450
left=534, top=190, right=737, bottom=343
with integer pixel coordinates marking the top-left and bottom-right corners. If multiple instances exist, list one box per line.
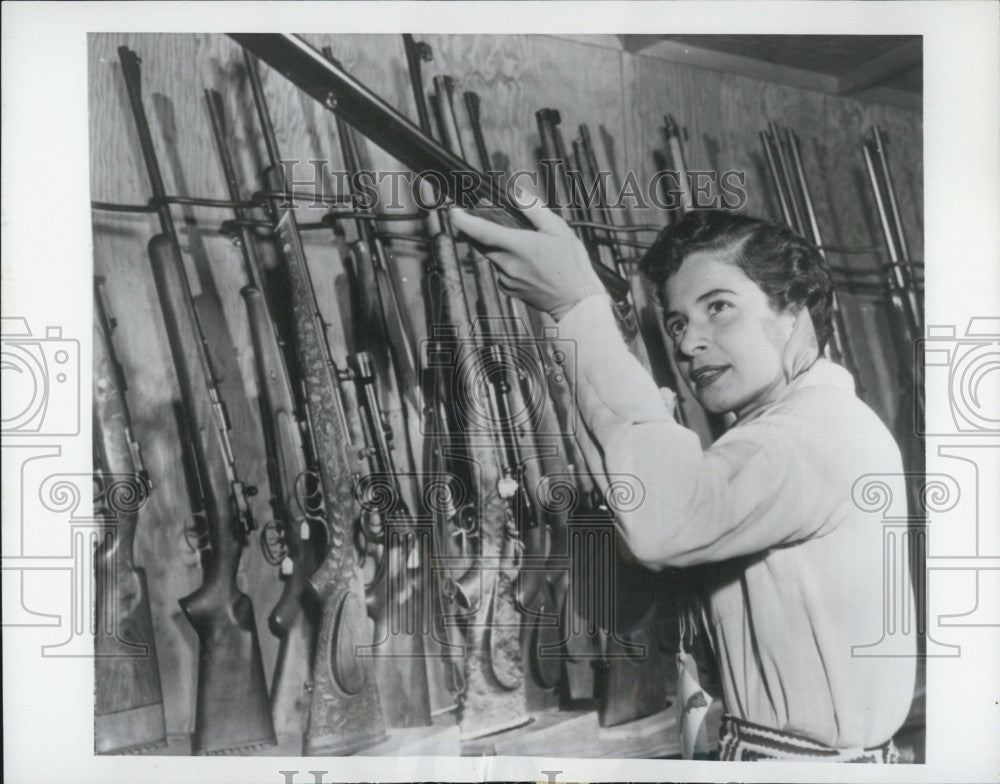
left=663, top=114, right=693, bottom=212
left=228, top=33, right=631, bottom=302
left=118, top=46, right=254, bottom=535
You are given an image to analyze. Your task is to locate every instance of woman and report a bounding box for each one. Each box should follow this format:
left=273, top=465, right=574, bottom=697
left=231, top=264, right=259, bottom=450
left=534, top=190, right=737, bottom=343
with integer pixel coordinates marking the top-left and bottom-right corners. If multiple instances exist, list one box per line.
left=449, top=204, right=916, bottom=762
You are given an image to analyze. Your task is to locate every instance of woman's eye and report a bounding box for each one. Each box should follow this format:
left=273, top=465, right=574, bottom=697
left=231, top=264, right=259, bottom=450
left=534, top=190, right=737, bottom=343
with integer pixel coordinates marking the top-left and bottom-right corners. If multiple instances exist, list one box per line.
left=665, top=319, right=686, bottom=339
left=708, top=300, right=733, bottom=316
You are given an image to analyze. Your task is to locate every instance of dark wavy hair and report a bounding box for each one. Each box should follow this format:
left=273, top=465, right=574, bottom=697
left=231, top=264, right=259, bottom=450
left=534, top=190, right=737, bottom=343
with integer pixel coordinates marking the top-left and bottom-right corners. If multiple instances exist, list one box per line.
left=638, top=210, right=834, bottom=351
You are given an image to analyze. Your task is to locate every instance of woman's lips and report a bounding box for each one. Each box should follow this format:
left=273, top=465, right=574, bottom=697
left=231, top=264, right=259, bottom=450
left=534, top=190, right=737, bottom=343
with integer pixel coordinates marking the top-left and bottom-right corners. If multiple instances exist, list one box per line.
left=690, top=364, right=730, bottom=388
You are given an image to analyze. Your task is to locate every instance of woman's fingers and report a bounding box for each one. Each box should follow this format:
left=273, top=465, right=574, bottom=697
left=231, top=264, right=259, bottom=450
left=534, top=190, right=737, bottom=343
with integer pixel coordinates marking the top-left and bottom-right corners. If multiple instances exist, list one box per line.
left=449, top=206, right=533, bottom=255
left=486, top=251, right=530, bottom=283
left=518, top=198, right=575, bottom=238
left=494, top=273, right=518, bottom=298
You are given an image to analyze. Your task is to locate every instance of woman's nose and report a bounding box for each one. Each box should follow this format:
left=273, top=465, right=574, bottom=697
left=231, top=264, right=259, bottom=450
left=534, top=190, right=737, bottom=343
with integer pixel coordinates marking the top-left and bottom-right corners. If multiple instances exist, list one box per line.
left=678, top=322, right=709, bottom=357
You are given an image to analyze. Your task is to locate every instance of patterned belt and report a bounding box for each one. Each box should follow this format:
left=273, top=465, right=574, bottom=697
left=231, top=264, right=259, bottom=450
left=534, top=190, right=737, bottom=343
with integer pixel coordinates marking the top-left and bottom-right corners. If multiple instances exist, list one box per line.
left=718, top=715, right=900, bottom=763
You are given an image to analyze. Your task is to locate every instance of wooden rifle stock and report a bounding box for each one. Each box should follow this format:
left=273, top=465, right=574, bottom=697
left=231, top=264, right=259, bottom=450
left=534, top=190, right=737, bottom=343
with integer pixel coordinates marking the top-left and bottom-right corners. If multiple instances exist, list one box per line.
left=242, top=287, right=319, bottom=735
left=93, top=279, right=167, bottom=754
left=117, top=45, right=274, bottom=755
left=244, top=50, right=387, bottom=755
left=147, top=235, right=276, bottom=754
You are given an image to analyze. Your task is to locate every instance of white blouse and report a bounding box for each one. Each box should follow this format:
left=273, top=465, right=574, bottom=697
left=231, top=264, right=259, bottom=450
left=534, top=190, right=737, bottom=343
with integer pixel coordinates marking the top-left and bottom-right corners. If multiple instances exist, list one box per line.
left=557, top=294, right=917, bottom=749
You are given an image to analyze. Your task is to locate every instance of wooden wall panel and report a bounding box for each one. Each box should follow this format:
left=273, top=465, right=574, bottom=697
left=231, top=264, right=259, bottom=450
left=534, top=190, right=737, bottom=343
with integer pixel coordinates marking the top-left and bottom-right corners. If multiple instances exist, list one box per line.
left=89, top=33, right=922, bottom=736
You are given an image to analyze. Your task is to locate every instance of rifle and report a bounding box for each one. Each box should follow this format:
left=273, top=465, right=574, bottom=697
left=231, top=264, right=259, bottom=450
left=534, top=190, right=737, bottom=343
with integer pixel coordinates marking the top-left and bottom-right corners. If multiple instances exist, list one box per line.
left=227, top=33, right=631, bottom=305
left=464, top=89, right=604, bottom=704
left=117, top=46, right=275, bottom=755
left=536, top=108, right=639, bottom=343
left=760, top=123, right=858, bottom=380
left=324, top=66, right=462, bottom=722
left=323, top=57, right=422, bottom=474
left=242, top=49, right=387, bottom=755
left=348, top=351, right=434, bottom=727
left=560, top=126, right=670, bottom=727
left=401, top=34, right=529, bottom=737
left=762, top=122, right=807, bottom=234
left=436, top=78, right=566, bottom=712
left=862, top=126, right=924, bottom=487
left=312, top=52, right=438, bottom=728
left=579, top=121, right=684, bottom=406
left=93, top=277, right=167, bottom=754
left=862, top=126, right=923, bottom=348
left=432, top=74, right=538, bottom=540
left=661, top=115, right=694, bottom=213
left=204, top=88, right=320, bottom=737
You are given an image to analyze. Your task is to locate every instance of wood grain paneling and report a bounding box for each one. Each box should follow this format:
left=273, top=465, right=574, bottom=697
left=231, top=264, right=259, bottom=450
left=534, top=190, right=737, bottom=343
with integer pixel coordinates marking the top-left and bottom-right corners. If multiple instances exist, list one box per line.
left=89, top=33, right=922, bottom=738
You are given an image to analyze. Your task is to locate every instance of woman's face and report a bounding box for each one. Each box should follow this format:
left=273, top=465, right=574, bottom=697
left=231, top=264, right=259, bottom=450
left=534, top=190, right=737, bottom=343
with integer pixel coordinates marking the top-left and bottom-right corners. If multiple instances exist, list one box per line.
left=662, top=247, right=797, bottom=418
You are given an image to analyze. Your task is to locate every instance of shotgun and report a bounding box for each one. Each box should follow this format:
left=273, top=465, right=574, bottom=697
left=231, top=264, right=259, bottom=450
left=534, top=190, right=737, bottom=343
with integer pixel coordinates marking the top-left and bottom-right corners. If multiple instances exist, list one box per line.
left=118, top=45, right=275, bottom=755
left=93, top=277, right=167, bottom=755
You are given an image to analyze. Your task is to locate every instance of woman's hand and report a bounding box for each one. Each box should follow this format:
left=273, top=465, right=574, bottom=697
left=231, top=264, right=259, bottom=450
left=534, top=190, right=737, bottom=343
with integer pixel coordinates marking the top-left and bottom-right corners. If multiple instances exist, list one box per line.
left=448, top=200, right=605, bottom=322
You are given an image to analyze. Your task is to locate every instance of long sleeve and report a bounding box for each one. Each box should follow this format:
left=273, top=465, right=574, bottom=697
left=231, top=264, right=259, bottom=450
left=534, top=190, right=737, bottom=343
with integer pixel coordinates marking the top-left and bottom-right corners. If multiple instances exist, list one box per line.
left=557, top=294, right=860, bottom=569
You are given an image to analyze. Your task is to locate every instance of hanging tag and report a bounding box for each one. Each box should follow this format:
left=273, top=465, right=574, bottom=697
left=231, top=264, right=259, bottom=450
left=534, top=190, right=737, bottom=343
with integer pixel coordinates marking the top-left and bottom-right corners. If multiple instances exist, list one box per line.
left=677, top=649, right=713, bottom=760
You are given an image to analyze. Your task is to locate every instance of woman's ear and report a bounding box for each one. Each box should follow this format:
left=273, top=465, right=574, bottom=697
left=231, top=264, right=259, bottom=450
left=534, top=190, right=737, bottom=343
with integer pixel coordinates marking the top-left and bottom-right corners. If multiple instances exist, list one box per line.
left=782, top=308, right=820, bottom=383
